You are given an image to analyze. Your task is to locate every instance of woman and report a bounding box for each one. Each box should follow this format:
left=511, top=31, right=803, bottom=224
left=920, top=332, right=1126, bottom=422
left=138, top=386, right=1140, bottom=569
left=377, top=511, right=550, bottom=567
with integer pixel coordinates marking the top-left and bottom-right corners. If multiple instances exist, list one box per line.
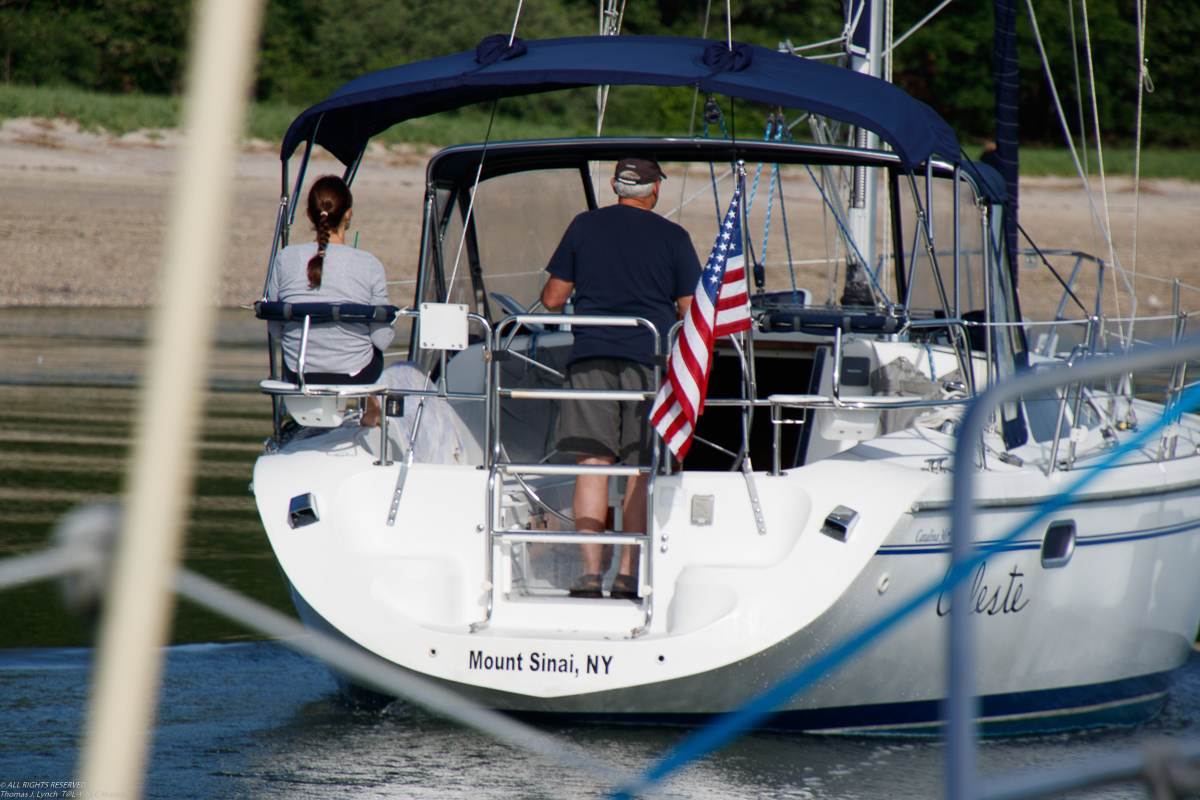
left=267, top=175, right=392, bottom=426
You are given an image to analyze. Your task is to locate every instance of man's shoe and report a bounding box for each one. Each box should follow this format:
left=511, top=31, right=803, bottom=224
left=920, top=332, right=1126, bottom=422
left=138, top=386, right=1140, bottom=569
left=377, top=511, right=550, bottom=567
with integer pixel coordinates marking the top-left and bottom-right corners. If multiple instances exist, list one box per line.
left=568, top=573, right=603, bottom=598
left=610, top=573, right=639, bottom=600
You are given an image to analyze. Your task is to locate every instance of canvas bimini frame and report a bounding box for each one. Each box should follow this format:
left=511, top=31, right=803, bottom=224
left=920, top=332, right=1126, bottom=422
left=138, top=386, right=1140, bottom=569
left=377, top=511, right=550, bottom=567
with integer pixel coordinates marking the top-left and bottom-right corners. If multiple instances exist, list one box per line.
left=258, top=33, right=997, bottom=445
left=260, top=130, right=1027, bottom=441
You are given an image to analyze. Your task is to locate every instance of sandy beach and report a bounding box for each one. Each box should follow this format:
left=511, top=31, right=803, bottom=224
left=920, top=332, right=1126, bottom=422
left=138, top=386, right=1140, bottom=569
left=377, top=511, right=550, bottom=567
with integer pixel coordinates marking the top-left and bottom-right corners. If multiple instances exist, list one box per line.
left=3, top=117, right=1198, bottom=324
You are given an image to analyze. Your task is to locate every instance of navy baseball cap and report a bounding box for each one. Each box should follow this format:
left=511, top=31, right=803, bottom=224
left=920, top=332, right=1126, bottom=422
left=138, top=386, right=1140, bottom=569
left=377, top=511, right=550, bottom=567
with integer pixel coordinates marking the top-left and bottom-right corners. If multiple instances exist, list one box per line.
left=614, top=157, right=667, bottom=185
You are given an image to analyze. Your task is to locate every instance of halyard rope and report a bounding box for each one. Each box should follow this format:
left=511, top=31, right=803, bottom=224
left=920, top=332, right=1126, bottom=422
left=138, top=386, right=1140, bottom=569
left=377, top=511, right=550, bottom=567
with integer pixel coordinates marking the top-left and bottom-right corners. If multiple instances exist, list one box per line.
left=1024, top=0, right=1136, bottom=349
left=1079, top=0, right=1126, bottom=349
left=1130, top=0, right=1153, bottom=332
left=1066, top=0, right=1101, bottom=272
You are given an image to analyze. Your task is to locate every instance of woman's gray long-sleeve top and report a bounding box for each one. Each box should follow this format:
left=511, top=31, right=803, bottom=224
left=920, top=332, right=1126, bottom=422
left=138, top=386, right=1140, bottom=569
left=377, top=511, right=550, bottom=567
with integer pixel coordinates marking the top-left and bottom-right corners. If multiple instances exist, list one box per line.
left=266, top=242, right=394, bottom=375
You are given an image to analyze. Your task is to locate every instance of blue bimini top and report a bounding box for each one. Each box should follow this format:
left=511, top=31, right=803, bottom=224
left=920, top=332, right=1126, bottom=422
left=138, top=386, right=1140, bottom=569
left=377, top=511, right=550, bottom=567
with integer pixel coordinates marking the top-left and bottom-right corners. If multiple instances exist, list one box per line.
left=280, top=34, right=962, bottom=171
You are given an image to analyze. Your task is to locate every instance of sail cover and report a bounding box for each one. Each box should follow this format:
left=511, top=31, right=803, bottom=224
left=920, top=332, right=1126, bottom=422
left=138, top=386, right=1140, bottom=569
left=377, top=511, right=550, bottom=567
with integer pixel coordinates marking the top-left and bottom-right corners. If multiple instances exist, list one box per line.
left=281, top=35, right=961, bottom=170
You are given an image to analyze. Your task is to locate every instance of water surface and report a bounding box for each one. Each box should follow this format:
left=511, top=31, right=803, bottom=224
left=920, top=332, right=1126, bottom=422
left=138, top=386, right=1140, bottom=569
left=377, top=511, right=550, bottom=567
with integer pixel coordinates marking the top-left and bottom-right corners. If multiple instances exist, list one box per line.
left=0, top=308, right=284, bottom=646
left=0, top=308, right=1195, bottom=798
left=3, top=643, right=1199, bottom=798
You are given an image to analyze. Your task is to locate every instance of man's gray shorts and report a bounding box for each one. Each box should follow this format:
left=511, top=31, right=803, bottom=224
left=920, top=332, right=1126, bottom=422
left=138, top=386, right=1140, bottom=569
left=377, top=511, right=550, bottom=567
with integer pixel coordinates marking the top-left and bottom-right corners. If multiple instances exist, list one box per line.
left=556, top=358, right=654, bottom=464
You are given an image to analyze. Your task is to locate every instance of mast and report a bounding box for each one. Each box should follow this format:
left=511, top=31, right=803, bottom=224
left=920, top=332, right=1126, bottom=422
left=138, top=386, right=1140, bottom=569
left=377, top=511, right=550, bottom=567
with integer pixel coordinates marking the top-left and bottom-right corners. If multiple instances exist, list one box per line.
left=842, top=0, right=886, bottom=306
left=993, top=0, right=1020, bottom=286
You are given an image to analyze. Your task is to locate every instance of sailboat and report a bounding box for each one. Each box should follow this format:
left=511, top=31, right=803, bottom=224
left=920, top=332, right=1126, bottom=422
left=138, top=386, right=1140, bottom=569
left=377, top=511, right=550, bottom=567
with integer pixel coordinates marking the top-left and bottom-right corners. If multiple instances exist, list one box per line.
left=250, top=16, right=1200, bottom=733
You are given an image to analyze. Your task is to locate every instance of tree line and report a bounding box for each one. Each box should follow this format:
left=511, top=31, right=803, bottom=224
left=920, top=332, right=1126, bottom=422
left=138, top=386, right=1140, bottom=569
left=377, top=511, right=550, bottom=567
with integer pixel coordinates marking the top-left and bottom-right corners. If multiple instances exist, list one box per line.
left=1, top=0, right=1195, bottom=146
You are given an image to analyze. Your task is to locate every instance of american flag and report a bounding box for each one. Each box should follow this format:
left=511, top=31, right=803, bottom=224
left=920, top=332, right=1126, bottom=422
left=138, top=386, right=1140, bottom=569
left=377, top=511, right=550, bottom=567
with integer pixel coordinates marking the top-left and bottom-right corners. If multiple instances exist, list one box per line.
left=650, top=178, right=752, bottom=459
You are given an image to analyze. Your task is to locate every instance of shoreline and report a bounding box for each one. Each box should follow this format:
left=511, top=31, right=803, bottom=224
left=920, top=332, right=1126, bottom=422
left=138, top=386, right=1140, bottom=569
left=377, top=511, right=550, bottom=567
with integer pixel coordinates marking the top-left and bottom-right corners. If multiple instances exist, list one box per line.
left=3, top=117, right=1198, bottom=320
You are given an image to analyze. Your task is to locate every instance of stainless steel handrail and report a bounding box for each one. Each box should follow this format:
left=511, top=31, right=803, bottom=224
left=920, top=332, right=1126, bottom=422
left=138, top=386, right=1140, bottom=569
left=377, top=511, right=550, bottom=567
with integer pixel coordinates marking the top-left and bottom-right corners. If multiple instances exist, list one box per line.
left=903, top=317, right=980, bottom=397
left=500, top=389, right=652, bottom=401
left=767, top=394, right=974, bottom=410
left=260, top=384, right=390, bottom=397
left=480, top=313, right=663, bottom=637
left=266, top=307, right=493, bottom=471
left=766, top=393, right=975, bottom=476
left=499, top=463, right=649, bottom=476
left=1047, top=344, right=1088, bottom=473
left=492, top=532, right=651, bottom=546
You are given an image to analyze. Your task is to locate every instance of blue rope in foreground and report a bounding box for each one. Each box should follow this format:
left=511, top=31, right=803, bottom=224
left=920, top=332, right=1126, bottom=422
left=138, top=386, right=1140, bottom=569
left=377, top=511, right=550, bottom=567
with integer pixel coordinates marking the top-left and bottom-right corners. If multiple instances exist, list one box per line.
left=611, top=378, right=1200, bottom=799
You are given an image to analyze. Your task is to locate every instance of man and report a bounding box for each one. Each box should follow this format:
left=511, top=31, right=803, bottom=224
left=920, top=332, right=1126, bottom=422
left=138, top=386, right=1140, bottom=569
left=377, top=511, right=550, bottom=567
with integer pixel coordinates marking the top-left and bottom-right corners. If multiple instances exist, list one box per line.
left=540, top=157, right=702, bottom=599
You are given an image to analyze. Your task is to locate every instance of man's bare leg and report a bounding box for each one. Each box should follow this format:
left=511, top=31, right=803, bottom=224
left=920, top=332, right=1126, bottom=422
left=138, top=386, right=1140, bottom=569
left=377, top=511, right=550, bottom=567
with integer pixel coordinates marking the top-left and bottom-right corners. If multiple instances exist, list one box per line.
left=574, top=455, right=614, bottom=578
left=618, top=473, right=647, bottom=576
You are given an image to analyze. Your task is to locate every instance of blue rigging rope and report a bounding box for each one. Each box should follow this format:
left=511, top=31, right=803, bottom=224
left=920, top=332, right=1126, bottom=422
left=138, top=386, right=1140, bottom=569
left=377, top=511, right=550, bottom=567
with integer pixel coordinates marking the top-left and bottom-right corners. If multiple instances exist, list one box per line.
left=772, top=118, right=800, bottom=306
left=702, top=96, right=727, bottom=225
left=801, top=158, right=890, bottom=304
left=745, top=116, right=772, bottom=214
left=760, top=139, right=778, bottom=279
left=611, top=376, right=1200, bottom=800
left=759, top=113, right=802, bottom=304
left=745, top=114, right=775, bottom=294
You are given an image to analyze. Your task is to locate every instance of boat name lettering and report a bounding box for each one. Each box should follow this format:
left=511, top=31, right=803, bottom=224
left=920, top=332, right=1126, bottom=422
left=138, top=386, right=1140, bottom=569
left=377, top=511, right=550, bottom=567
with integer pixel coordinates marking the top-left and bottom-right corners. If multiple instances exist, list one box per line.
left=915, top=527, right=951, bottom=544
left=936, top=562, right=1030, bottom=617
left=468, top=650, right=613, bottom=677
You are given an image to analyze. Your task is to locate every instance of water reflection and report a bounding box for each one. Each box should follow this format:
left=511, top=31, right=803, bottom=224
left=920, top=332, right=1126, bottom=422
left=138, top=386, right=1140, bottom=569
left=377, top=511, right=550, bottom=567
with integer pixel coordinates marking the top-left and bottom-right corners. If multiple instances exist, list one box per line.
left=0, top=308, right=284, bottom=647
left=0, top=308, right=1195, bottom=798
left=2, top=591, right=1194, bottom=797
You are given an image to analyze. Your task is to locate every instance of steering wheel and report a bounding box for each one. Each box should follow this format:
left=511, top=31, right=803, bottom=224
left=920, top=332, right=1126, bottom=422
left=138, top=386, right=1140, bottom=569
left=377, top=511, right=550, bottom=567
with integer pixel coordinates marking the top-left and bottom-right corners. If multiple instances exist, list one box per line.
left=490, top=292, right=546, bottom=333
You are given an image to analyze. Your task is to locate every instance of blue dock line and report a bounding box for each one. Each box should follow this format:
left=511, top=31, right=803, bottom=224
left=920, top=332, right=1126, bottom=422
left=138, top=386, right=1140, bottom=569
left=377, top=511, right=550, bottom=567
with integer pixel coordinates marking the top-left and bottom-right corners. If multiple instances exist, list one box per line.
left=611, top=378, right=1200, bottom=799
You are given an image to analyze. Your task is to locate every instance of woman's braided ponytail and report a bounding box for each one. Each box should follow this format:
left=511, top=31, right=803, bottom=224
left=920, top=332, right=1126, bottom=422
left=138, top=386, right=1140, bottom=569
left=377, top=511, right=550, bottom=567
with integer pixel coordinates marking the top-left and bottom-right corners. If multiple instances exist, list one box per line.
left=305, top=175, right=353, bottom=289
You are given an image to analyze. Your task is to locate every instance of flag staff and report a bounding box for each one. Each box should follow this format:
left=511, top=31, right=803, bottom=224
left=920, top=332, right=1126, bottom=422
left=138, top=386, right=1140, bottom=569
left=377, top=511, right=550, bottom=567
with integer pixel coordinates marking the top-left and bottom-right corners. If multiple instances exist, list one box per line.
left=736, top=161, right=757, bottom=470
left=650, top=167, right=753, bottom=463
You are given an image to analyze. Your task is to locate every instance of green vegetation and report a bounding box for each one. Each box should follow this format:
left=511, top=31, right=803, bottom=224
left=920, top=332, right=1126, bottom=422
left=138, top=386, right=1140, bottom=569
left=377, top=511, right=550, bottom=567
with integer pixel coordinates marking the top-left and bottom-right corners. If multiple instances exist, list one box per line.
left=0, top=1, right=191, bottom=94
left=0, top=82, right=180, bottom=136
left=890, top=0, right=1200, bottom=148
left=4, top=82, right=1197, bottom=182
left=0, top=81, right=755, bottom=144
left=1017, top=147, right=1200, bottom=183
left=2, top=0, right=1196, bottom=148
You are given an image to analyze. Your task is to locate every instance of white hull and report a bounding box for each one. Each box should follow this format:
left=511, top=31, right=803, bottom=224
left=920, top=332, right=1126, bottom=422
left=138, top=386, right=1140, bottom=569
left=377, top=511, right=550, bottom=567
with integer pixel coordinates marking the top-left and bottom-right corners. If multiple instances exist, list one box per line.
left=254, top=404, right=1200, bottom=733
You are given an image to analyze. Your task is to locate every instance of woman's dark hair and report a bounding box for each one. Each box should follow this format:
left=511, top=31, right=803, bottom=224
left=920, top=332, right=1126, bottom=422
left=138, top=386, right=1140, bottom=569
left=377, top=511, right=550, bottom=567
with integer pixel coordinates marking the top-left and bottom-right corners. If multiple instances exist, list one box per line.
left=305, top=175, right=353, bottom=289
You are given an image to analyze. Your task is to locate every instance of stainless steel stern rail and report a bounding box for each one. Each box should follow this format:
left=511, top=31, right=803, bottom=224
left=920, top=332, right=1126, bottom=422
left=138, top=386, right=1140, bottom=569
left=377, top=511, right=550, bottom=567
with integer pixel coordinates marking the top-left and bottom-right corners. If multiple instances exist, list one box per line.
left=947, top=336, right=1200, bottom=800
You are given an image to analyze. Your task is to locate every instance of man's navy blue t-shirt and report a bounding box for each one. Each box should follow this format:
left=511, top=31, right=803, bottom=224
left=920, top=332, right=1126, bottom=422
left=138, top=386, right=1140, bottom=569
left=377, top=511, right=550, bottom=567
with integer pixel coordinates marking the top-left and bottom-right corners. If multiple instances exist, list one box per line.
left=546, top=204, right=701, bottom=366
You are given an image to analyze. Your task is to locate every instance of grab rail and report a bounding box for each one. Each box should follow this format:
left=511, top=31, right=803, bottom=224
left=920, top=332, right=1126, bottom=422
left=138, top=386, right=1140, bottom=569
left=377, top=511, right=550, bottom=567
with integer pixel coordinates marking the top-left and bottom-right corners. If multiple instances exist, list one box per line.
left=491, top=531, right=652, bottom=545
left=765, top=393, right=975, bottom=476
left=261, top=305, right=492, bottom=469
left=477, top=313, right=662, bottom=638
left=499, top=463, right=649, bottom=477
